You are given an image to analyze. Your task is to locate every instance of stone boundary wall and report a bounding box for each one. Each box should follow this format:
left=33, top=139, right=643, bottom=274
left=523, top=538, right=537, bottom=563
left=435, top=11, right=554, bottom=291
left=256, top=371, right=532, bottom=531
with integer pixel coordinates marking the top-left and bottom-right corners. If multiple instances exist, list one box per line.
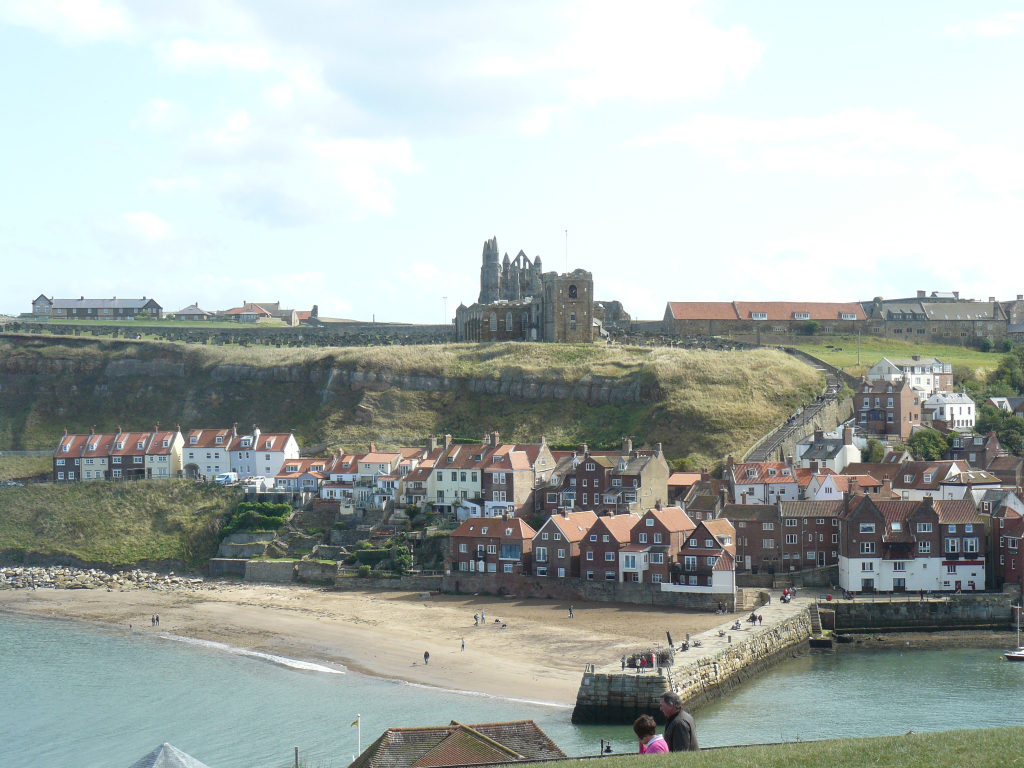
left=834, top=594, right=1016, bottom=632
left=208, top=558, right=247, bottom=576
left=244, top=560, right=297, bottom=582
left=333, top=575, right=445, bottom=591
left=296, top=561, right=339, bottom=583
left=756, top=396, right=855, bottom=465
left=440, top=572, right=734, bottom=611
left=774, top=565, right=839, bottom=590
left=572, top=609, right=812, bottom=723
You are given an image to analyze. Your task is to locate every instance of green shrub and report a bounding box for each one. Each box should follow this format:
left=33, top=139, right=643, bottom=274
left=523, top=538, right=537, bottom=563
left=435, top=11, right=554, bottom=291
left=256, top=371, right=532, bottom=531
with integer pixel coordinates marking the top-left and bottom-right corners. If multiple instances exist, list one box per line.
left=354, top=548, right=390, bottom=565
left=358, top=564, right=371, bottom=578
left=979, top=337, right=994, bottom=353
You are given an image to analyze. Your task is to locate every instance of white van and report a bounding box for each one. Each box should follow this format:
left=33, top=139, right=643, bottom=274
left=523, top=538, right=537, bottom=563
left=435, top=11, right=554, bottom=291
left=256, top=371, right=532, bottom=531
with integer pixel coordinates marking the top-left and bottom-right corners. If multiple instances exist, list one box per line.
left=213, top=472, right=239, bottom=485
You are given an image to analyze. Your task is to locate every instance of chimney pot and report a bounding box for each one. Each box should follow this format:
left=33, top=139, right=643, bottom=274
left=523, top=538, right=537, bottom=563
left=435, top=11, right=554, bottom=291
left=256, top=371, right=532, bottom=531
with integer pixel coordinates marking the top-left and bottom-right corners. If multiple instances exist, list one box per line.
left=917, top=290, right=926, bottom=298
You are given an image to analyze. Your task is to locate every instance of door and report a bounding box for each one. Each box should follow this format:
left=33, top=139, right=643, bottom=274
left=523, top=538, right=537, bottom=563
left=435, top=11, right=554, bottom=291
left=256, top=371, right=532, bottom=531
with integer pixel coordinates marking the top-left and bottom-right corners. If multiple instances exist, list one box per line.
left=817, top=551, right=825, bottom=567
left=861, top=578, right=875, bottom=592
left=955, top=581, right=962, bottom=591
left=893, top=578, right=906, bottom=592
left=745, top=555, right=751, bottom=570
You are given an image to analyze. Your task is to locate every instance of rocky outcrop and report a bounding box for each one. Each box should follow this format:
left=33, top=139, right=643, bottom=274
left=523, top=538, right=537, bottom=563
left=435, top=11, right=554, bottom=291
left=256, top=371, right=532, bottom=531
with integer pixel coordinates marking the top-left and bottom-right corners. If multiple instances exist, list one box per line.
left=0, top=566, right=209, bottom=591
left=105, top=358, right=185, bottom=378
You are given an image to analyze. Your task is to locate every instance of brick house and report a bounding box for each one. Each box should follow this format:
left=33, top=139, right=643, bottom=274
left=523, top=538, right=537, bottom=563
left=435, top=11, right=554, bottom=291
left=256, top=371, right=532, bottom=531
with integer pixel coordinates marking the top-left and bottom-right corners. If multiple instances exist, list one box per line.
left=274, top=457, right=330, bottom=492
left=532, top=511, right=598, bottom=578
left=778, top=500, right=846, bottom=570
left=945, top=431, right=1004, bottom=466
left=993, top=506, right=1024, bottom=592
left=619, top=505, right=695, bottom=583
left=110, top=431, right=155, bottom=480
left=838, top=496, right=983, bottom=593
left=681, top=478, right=725, bottom=521
left=720, top=503, right=780, bottom=574
left=864, top=356, right=953, bottom=397
left=54, top=430, right=99, bottom=481
left=578, top=514, right=640, bottom=581
left=451, top=515, right=536, bottom=575
left=854, top=378, right=922, bottom=439
left=677, top=520, right=736, bottom=587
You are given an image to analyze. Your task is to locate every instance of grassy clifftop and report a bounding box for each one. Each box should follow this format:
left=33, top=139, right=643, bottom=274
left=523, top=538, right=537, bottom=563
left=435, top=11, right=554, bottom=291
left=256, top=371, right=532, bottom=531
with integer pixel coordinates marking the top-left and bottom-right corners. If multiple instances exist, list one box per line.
left=0, top=336, right=823, bottom=467
left=0, top=481, right=237, bottom=567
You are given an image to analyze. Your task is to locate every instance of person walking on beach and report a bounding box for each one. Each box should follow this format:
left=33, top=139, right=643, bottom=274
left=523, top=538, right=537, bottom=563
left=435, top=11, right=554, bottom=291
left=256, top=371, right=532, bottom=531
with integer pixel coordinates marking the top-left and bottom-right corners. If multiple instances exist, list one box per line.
left=568, top=605, right=574, bottom=618
left=621, top=655, right=626, bottom=671
left=461, top=639, right=465, bottom=651
left=660, top=692, right=699, bottom=752
left=156, top=615, right=159, bottom=626
left=758, top=615, right=763, bottom=626
left=481, top=611, right=485, bottom=623
left=639, top=656, right=647, bottom=674
left=633, top=715, right=668, bottom=754
left=423, top=651, right=429, bottom=665
left=474, top=613, right=479, bottom=626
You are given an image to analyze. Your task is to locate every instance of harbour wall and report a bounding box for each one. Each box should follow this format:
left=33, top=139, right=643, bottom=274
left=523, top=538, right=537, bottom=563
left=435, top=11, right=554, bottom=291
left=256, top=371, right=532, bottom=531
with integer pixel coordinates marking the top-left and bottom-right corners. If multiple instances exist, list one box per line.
left=572, top=610, right=812, bottom=724
left=834, top=593, right=1018, bottom=632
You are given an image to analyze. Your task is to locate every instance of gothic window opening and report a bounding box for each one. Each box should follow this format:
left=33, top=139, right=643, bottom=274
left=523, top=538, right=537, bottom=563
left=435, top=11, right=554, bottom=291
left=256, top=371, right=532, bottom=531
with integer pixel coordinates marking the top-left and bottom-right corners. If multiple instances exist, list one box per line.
left=568, top=284, right=578, bottom=298
left=505, top=311, right=512, bottom=331
left=490, top=313, right=497, bottom=332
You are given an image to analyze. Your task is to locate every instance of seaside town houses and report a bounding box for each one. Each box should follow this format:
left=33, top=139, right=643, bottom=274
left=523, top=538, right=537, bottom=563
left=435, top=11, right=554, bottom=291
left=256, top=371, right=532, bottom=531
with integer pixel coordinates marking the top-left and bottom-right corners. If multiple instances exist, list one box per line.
left=450, top=515, right=536, bottom=574
left=864, top=356, right=954, bottom=397
left=532, top=511, right=599, bottom=578
left=54, top=427, right=183, bottom=481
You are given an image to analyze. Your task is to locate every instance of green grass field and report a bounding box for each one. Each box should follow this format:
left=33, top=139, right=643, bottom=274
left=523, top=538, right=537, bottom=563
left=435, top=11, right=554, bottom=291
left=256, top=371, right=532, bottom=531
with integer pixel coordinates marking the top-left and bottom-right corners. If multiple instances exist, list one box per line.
left=0, top=455, right=51, bottom=481
left=534, top=727, right=1024, bottom=768
left=0, top=338, right=824, bottom=467
left=793, top=334, right=1002, bottom=379
left=0, top=481, right=238, bottom=566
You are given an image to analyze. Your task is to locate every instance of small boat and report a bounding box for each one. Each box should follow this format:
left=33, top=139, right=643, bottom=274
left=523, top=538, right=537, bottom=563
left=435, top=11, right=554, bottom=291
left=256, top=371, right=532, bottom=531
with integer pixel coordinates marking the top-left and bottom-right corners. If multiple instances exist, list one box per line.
left=1006, top=606, right=1024, bottom=661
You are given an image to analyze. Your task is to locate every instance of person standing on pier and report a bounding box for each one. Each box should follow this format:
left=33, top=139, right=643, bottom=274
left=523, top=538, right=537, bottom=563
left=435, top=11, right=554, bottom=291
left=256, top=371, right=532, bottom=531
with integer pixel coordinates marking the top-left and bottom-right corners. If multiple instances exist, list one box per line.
left=659, top=692, right=699, bottom=752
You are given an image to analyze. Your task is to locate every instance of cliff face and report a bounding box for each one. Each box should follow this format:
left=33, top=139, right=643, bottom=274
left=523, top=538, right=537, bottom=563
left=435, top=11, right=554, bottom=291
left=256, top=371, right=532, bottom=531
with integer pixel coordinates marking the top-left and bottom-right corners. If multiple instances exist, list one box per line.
left=0, top=336, right=822, bottom=464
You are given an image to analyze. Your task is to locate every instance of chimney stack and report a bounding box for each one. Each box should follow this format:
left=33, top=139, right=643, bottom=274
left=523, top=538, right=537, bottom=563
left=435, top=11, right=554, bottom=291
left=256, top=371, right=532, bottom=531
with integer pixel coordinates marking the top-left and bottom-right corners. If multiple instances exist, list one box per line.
left=622, top=437, right=633, bottom=455
left=492, top=431, right=500, bottom=446
left=444, top=434, right=453, bottom=449
left=810, top=459, right=819, bottom=474
left=917, top=290, right=926, bottom=298
left=727, top=454, right=735, bottom=469
left=882, top=474, right=892, bottom=497
left=580, top=443, right=588, bottom=456
left=989, top=296, right=996, bottom=302
left=741, top=491, right=748, bottom=504
left=814, top=429, right=824, bottom=444
left=428, top=434, right=438, bottom=453
left=843, top=425, right=853, bottom=446
left=701, top=467, right=710, bottom=482
left=849, top=477, right=861, bottom=496
left=656, top=442, right=663, bottom=456
left=923, top=495, right=933, bottom=509
left=232, top=423, right=238, bottom=438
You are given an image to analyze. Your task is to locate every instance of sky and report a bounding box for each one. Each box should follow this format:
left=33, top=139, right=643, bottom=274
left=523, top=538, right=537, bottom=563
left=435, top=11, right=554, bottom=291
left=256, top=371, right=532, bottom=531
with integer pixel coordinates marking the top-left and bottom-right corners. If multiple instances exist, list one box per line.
left=3, top=1, right=1024, bottom=322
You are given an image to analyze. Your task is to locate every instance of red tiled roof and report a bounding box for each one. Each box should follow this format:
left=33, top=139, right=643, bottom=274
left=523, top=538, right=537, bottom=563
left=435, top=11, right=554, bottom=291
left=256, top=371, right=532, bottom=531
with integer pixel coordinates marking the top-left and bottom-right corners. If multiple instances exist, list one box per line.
left=591, top=513, right=640, bottom=543
left=668, top=472, right=702, bottom=487
left=733, top=462, right=797, bottom=485
left=666, top=302, right=738, bottom=320
left=146, top=430, right=179, bottom=456
left=452, top=517, right=537, bottom=540
left=643, top=505, right=695, bottom=533
left=733, top=301, right=867, bottom=321
left=361, top=452, right=401, bottom=464
left=546, top=511, right=599, bottom=543
left=186, top=429, right=234, bottom=449
left=934, top=500, right=984, bottom=525
left=110, top=432, right=154, bottom=456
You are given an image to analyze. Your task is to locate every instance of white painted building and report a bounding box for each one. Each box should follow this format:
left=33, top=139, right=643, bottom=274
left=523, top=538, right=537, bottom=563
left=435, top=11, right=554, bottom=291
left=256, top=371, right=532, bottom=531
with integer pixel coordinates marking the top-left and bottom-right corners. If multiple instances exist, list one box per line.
left=229, top=428, right=300, bottom=479
left=923, top=392, right=976, bottom=432
left=865, top=356, right=953, bottom=397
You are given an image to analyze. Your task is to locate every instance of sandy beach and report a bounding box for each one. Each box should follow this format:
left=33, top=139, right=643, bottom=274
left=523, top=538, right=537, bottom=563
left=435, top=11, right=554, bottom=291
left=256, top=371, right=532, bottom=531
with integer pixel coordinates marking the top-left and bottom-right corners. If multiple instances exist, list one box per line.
left=0, top=582, right=728, bottom=703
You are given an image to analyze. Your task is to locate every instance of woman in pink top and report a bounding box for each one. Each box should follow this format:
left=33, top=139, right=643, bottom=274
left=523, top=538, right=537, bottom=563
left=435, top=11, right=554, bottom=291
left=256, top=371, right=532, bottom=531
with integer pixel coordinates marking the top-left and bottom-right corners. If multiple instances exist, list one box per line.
left=633, top=715, right=669, bottom=754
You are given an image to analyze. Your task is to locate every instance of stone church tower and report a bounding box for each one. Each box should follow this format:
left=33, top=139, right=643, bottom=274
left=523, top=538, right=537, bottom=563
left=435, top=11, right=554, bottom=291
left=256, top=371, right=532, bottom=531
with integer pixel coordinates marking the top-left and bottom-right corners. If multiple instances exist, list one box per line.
left=479, top=237, right=501, bottom=304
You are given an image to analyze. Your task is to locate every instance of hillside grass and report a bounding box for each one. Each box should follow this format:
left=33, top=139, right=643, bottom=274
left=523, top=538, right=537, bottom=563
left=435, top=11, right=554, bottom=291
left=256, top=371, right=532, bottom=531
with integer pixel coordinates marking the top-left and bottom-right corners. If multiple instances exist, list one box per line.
left=793, top=335, right=1001, bottom=378
left=0, top=481, right=238, bottom=567
left=0, top=455, right=51, bottom=481
left=0, top=338, right=824, bottom=467
left=535, top=727, right=1024, bottom=768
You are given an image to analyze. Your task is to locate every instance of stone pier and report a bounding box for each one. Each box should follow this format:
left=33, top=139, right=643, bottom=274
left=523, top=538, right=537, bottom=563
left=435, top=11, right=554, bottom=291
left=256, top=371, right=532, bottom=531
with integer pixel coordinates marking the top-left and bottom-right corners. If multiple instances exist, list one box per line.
left=572, top=594, right=813, bottom=724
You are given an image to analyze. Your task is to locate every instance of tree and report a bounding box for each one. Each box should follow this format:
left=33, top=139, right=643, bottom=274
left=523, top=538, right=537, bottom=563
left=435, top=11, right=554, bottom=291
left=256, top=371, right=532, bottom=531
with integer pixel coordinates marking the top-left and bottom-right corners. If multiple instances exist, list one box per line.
left=906, top=429, right=949, bottom=461
left=864, top=438, right=885, bottom=463
left=979, top=337, right=994, bottom=353
left=801, top=320, right=821, bottom=336
left=976, top=404, right=1024, bottom=456
left=991, top=346, right=1024, bottom=395
left=1003, top=339, right=1015, bottom=353
left=669, top=456, right=696, bottom=472
left=390, top=546, right=413, bottom=575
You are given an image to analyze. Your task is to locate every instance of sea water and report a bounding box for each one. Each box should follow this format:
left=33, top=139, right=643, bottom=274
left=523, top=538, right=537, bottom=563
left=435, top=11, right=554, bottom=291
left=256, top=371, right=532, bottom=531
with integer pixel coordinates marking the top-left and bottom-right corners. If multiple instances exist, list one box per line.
left=3, top=614, right=1024, bottom=768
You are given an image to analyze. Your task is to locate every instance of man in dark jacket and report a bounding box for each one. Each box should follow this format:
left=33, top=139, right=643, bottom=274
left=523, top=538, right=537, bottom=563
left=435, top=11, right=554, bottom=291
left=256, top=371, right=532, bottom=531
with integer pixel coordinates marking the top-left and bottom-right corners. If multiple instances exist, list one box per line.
left=659, top=692, right=698, bottom=751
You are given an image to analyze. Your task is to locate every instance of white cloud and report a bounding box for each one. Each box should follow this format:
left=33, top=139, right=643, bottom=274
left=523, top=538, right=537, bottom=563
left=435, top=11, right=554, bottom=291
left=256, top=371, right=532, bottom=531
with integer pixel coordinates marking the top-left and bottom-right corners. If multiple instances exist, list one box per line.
left=519, top=106, right=560, bottom=137
left=557, top=0, right=764, bottom=105
left=122, top=211, right=171, bottom=239
left=629, top=109, right=1024, bottom=192
left=947, top=13, right=1024, bottom=37
left=154, top=38, right=273, bottom=71
left=132, top=97, right=189, bottom=132
left=0, top=0, right=132, bottom=43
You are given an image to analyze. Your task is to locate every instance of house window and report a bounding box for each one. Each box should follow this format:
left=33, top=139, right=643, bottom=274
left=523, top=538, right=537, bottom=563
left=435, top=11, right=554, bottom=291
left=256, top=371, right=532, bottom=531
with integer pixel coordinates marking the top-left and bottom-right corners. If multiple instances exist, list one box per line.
left=917, top=522, right=932, bottom=533
left=861, top=562, right=874, bottom=572
left=946, top=539, right=959, bottom=553
left=860, top=542, right=876, bottom=554
left=893, top=562, right=906, bottom=572
left=785, top=518, right=797, bottom=527
left=605, top=571, right=615, bottom=581
left=786, top=534, right=798, bottom=545
left=763, top=523, right=774, bottom=530
left=639, top=533, right=647, bottom=543
left=860, top=523, right=875, bottom=534
left=654, top=533, right=662, bottom=543
left=586, top=551, right=594, bottom=560
left=586, top=571, right=594, bottom=580
left=652, top=574, right=663, bottom=583
left=762, top=539, right=775, bottom=549
left=605, top=552, right=615, bottom=561
left=964, top=538, right=979, bottom=553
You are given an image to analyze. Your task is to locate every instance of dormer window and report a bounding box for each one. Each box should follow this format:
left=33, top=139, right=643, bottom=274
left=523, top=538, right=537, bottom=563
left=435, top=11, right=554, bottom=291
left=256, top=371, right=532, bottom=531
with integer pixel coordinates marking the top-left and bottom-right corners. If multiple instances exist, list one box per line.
left=904, top=474, right=913, bottom=483
left=89, top=443, right=98, bottom=451
left=506, top=528, right=512, bottom=536
left=794, top=312, right=810, bottom=320
left=923, top=473, right=934, bottom=483
left=62, top=444, right=69, bottom=452
left=116, top=442, right=124, bottom=450
left=481, top=527, right=488, bottom=535
left=767, top=468, right=777, bottom=476
left=887, top=385, right=893, bottom=393
left=781, top=469, right=791, bottom=476
left=265, top=440, right=274, bottom=449
left=137, top=442, right=144, bottom=449
left=215, top=436, right=223, bottom=444
left=242, top=439, right=251, bottom=447
left=751, top=312, right=768, bottom=320
left=190, top=437, right=198, bottom=445
left=447, top=457, right=454, bottom=463
left=162, top=440, right=169, bottom=448
left=746, top=468, right=757, bottom=478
